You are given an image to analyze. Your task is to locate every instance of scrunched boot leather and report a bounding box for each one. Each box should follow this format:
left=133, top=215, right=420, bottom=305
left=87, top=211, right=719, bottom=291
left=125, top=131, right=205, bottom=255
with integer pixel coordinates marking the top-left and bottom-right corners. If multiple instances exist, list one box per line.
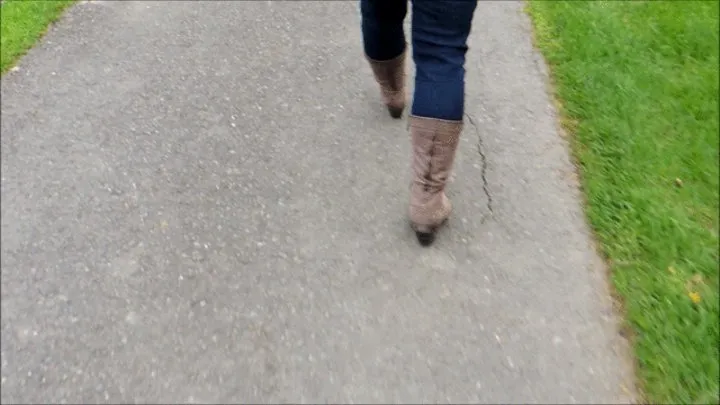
left=408, top=115, right=463, bottom=246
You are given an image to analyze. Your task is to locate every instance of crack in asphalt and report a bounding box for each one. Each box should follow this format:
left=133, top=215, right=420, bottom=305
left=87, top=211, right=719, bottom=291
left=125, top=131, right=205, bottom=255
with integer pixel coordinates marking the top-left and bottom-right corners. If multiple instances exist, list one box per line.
left=465, top=113, right=494, bottom=216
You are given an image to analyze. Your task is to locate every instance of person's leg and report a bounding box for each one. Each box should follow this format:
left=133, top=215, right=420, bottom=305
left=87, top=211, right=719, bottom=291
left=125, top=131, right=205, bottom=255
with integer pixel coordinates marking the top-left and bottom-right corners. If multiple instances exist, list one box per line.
left=407, top=0, right=478, bottom=246
left=361, top=0, right=407, bottom=61
left=361, top=0, right=409, bottom=118
left=410, top=0, right=477, bottom=121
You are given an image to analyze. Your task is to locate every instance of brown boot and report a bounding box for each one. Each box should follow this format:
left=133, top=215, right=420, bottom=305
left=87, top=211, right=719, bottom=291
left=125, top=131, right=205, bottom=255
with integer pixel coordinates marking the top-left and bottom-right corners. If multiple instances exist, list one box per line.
left=367, top=50, right=406, bottom=119
left=408, top=115, right=463, bottom=246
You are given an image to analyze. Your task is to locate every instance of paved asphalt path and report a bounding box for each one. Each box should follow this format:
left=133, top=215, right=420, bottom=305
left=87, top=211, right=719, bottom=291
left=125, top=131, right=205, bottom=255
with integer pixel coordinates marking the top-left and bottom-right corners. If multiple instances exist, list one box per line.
left=1, top=1, right=635, bottom=403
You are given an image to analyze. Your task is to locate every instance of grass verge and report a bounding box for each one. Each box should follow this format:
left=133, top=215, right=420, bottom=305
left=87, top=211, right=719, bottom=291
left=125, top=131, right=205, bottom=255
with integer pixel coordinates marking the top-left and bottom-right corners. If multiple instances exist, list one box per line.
left=1, top=0, right=75, bottom=75
left=527, top=1, right=719, bottom=403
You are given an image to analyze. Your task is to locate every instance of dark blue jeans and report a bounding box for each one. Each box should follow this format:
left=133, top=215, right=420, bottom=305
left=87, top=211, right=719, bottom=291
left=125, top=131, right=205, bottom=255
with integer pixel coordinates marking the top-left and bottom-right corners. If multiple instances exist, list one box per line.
left=361, top=0, right=478, bottom=121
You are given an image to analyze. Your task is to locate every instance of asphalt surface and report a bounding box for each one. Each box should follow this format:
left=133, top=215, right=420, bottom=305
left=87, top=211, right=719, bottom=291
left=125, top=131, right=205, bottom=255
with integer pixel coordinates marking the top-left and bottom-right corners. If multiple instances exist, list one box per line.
left=1, top=1, right=635, bottom=403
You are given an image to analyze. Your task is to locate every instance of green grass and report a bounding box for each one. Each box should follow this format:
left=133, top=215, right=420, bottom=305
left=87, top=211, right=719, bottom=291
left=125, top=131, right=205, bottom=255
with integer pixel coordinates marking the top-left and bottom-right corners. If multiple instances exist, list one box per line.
left=1, top=0, right=75, bottom=74
left=527, top=1, right=719, bottom=403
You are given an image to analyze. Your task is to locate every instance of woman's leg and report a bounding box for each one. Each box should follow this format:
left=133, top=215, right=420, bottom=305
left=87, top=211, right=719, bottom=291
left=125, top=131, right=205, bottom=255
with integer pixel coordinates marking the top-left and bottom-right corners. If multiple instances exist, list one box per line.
left=361, top=0, right=407, bottom=61
left=410, top=0, right=477, bottom=121
left=408, top=0, right=478, bottom=245
left=361, top=0, right=409, bottom=118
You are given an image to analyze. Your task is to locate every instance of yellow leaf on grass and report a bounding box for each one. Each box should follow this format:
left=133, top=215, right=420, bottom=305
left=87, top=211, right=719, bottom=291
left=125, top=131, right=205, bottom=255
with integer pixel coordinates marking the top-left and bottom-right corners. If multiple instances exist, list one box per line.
left=688, top=291, right=701, bottom=304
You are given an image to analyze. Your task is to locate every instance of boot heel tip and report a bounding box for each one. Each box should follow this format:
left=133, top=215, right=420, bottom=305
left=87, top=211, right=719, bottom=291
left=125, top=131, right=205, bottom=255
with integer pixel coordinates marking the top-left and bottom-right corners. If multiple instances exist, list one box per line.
left=415, top=231, right=435, bottom=246
left=388, top=106, right=403, bottom=119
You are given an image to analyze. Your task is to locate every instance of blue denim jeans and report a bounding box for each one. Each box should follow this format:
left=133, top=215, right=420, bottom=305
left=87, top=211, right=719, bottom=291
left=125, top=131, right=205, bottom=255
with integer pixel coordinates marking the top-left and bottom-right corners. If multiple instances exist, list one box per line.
left=360, top=0, right=478, bottom=121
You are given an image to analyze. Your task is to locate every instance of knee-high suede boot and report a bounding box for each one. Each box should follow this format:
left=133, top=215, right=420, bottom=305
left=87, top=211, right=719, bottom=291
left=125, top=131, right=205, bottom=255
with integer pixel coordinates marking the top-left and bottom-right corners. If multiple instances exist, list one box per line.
left=366, top=50, right=406, bottom=119
left=408, top=115, right=463, bottom=246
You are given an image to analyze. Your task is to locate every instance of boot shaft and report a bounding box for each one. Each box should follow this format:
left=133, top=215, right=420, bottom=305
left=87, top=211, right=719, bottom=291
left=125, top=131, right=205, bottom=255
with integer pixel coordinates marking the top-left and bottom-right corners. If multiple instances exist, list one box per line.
left=408, top=115, right=463, bottom=228
left=408, top=115, right=463, bottom=192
